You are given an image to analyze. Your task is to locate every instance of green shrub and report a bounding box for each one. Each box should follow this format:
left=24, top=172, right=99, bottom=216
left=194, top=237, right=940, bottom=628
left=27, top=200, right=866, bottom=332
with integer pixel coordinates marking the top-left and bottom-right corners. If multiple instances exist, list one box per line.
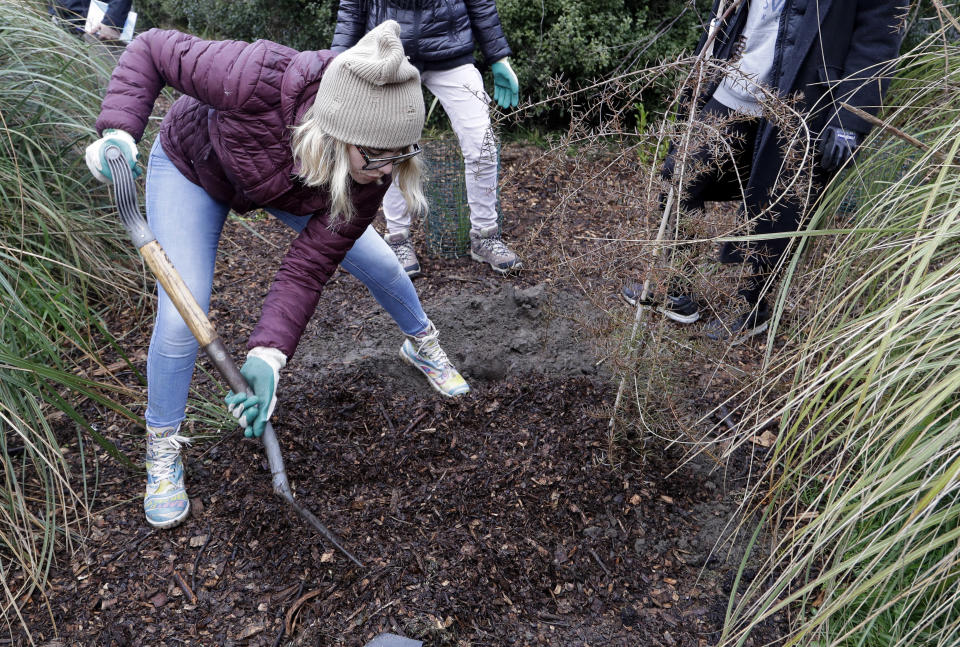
left=136, top=0, right=339, bottom=51
left=496, top=0, right=710, bottom=123
left=135, top=0, right=710, bottom=126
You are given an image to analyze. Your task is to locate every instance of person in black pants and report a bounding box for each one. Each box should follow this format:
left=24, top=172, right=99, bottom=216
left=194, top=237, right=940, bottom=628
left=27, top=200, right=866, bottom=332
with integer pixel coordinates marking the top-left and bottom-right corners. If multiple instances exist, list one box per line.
left=622, top=0, right=907, bottom=342
left=50, top=0, right=131, bottom=40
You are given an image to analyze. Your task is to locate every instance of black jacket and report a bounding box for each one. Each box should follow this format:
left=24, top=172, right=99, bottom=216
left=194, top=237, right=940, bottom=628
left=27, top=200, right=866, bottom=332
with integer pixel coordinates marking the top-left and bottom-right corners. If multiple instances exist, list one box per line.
left=696, top=0, right=906, bottom=268
left=331, top=0, right=511, bottom=71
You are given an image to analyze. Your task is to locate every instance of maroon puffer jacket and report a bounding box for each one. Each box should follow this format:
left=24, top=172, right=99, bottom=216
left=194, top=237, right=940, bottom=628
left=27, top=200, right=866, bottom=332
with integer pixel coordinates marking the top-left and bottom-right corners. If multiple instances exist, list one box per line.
left=96, top=29, right=390, bottom=359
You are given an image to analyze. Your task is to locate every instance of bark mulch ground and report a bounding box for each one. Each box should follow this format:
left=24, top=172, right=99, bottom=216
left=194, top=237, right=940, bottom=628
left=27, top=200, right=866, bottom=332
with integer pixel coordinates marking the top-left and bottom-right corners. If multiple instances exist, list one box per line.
left=13, top=143, right=785, bottom=646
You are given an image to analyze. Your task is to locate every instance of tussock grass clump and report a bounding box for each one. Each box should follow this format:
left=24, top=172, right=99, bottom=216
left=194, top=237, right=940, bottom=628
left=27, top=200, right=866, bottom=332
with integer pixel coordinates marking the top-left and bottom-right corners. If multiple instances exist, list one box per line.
left=720, top=23, right=960, bottom=647
left=0, top=3, right=145, bottom=638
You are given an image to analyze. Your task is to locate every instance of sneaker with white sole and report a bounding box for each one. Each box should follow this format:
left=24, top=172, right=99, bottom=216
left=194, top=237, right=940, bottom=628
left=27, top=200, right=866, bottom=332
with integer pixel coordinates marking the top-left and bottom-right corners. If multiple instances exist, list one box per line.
left=143, top=424, right=191, bottom=529
left=620, top=284, right=700, bottom=324
left=400, top=321, right=470, bottom=397
left=703, top=302, right=770, bottom=344
left=470, top=225, right=521, bottom=274
left=384, top=229, right=421, bottom=277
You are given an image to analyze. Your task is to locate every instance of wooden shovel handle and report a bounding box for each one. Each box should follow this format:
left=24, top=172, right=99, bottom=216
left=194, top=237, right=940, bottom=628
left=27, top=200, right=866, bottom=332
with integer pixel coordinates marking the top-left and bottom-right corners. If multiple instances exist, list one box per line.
left=139, top=240, right=219, bottom=347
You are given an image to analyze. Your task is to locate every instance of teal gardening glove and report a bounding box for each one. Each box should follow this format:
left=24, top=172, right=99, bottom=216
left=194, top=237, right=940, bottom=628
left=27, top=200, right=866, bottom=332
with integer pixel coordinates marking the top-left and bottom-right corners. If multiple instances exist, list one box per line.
left=84, top=129, right=142, bottom=182
left=491, top=58, right=519, bottom=109
left=225, top=346, right=287, bottom=438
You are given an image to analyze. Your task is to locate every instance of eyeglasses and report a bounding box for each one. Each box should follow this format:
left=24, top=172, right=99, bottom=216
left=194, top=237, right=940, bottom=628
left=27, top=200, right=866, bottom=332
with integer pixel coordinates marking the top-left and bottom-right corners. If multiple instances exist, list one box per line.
left=355, top=143, right=422, bottom=170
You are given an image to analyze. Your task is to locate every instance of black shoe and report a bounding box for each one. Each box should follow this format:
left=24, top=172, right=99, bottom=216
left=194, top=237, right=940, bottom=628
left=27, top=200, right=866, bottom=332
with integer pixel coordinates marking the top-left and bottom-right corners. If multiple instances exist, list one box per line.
left=621, top=284, right=700, bottom=324
left=703, top=303, right=770, bottom=343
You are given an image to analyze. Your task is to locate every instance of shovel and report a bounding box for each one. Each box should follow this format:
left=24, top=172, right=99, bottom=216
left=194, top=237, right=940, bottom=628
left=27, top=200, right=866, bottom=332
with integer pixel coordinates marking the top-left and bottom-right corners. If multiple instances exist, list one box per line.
left=104, top=145, right=363, bottom=568
left=365, top=634, right=422, bottom=647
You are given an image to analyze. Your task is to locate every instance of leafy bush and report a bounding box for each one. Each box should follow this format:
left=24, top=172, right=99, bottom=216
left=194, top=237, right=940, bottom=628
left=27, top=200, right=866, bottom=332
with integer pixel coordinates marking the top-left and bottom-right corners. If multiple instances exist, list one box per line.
left=135, top=0, right=710, bottom=125
left=136, top=0, right=339, bottom=51
left=496, top=0, right=710, bottom=122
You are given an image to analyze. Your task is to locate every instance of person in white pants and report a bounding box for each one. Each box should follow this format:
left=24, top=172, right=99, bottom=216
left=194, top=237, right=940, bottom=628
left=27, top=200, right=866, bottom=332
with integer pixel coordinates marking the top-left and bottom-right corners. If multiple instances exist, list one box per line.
left=331, top=0, right=522, bottom=276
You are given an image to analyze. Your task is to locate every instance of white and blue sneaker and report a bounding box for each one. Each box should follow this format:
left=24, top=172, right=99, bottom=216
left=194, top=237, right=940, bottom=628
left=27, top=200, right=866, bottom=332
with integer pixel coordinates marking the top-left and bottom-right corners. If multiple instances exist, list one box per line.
left=143, top=424, right=191, bottom=529
left=400, top=321, right=470, bottom=397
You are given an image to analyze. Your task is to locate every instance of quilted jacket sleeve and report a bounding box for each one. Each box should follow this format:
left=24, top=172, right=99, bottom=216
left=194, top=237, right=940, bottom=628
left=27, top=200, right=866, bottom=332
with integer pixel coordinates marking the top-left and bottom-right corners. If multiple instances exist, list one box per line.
left=247, top=180, right=391, bottom=359
left=828, top=0, right=906, bottom=135
left=465, top=0, right=511, bottom=63
left=95, top=29, right=274, bottom=140
left=331, top=0, right=368, bottom=52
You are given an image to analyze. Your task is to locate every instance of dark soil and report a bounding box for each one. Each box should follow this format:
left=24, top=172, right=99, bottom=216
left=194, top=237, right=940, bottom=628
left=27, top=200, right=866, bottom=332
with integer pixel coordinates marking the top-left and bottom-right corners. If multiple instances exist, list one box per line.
left=13, top=143, right=785, bottom=646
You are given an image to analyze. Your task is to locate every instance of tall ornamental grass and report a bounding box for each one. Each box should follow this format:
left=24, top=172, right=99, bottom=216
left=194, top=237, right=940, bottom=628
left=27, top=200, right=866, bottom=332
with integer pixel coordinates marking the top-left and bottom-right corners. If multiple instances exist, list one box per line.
left=720, top=21, right=960, bottom=647
left=0, top=2, right=143, bottom=638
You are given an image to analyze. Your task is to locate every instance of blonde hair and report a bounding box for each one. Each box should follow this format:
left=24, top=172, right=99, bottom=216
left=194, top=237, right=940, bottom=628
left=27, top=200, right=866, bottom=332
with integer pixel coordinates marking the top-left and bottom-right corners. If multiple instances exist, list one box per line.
left=291, top=105, right=427, bottom=224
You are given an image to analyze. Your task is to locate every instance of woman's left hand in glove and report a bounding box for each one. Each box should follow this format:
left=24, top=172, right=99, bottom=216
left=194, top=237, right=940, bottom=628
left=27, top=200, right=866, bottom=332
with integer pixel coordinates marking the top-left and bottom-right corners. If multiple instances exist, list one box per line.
left=224, top=346, right=287, bottom=438
left=84, top=129, right=142, bottom=183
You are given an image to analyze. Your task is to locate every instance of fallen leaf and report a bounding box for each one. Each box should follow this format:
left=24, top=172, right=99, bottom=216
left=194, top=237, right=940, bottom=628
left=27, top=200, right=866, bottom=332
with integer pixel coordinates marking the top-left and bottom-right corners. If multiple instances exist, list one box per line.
left=190, top=498, right=205, bottom=516
left=236, top=624, right=264, bottom=640
left=750, top=431, right=777, bottom=448
left=811, top=588, right=825, bottom=607
left=320, top=550, right=335, bottom=563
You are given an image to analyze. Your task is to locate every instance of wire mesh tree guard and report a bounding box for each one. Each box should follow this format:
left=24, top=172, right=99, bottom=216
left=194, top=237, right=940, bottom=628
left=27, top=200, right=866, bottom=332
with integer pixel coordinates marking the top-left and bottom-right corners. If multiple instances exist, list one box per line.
left=421, top=133, right=503, bottom=258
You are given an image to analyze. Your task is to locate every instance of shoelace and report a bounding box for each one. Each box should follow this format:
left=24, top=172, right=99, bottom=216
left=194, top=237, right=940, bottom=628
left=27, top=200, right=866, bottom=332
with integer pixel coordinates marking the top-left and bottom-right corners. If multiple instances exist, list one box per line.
left=147, top=433, right=192, bottom=482
left=414, top=328, right=452, bottom=368
left=388, top=238, right=416, bottom=264
left=476, top=234, right=512, bottom=257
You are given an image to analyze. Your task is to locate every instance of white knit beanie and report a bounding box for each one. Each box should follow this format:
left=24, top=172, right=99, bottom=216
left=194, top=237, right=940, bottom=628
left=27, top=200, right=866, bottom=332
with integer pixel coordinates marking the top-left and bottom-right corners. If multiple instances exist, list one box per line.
left=314, top=20, right=424, bottom=149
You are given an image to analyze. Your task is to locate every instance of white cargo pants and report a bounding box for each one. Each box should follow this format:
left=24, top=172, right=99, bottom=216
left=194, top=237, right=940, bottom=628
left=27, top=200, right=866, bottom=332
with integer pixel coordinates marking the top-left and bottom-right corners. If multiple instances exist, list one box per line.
left=382, top=63, right=499, bottom=233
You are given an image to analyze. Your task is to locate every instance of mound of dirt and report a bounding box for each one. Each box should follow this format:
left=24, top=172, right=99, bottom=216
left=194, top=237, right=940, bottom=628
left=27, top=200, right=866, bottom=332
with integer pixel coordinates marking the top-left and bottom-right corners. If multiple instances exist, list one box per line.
left=296, top=283, right=605, bottom=390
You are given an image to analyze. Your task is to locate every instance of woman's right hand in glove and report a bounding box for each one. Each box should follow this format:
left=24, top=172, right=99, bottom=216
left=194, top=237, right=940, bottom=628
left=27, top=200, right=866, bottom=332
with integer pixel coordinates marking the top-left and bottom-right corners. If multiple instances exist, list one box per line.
left=84, top=129, right=142, bottom=183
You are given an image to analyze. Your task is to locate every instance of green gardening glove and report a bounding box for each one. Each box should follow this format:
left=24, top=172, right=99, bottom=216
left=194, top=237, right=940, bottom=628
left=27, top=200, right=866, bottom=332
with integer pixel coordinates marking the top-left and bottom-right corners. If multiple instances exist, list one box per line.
left=84, top=129, right=142, bottom=183
left=491, top=58, right=519, bottom=109
left=224, top=346, right=287, bottom=438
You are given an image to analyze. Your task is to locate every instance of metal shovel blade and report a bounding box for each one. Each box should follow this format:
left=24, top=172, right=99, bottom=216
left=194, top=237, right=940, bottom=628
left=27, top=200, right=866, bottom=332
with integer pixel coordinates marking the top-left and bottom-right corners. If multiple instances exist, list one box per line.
left=364, top=634, right=423, bottom=647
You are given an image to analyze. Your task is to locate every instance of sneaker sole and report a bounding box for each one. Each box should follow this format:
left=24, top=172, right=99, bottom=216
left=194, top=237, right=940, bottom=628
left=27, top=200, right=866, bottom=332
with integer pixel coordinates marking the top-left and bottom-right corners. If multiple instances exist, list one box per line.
left=470, top=251, right=521, bottom=275
left=728, top=320, right=769, bottom=346
left=399, top=347, right=470, bottom=398
left=145, top=499, right=190, bottom=529
left=620, top=293, right=700, bottom=324
left=661, top=308, right=700, bottom=324
left=405, top=265, right=422, bottom=278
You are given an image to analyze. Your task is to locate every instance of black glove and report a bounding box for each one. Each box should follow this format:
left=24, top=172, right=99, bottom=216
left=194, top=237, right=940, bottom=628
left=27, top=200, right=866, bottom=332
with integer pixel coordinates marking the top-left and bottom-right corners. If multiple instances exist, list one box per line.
left=819, top=126, right=861, bottom=173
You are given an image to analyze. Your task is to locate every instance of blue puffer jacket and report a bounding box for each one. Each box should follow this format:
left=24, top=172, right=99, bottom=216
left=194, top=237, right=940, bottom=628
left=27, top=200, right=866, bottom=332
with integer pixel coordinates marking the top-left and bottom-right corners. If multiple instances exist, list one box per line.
left=331, top=0, right=511, bottom=71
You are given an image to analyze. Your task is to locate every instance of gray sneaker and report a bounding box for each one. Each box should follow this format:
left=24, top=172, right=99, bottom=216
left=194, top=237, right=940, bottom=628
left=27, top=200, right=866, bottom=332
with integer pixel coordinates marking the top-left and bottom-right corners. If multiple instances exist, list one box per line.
left=469, top=225, right=521, bottom=274
left=384, top=229, right=421, bottom=277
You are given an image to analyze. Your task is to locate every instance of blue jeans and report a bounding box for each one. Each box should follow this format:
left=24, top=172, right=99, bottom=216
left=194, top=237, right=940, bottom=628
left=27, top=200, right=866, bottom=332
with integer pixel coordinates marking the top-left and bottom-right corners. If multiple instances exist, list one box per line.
left=144, top=139, right=428, bottom=428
